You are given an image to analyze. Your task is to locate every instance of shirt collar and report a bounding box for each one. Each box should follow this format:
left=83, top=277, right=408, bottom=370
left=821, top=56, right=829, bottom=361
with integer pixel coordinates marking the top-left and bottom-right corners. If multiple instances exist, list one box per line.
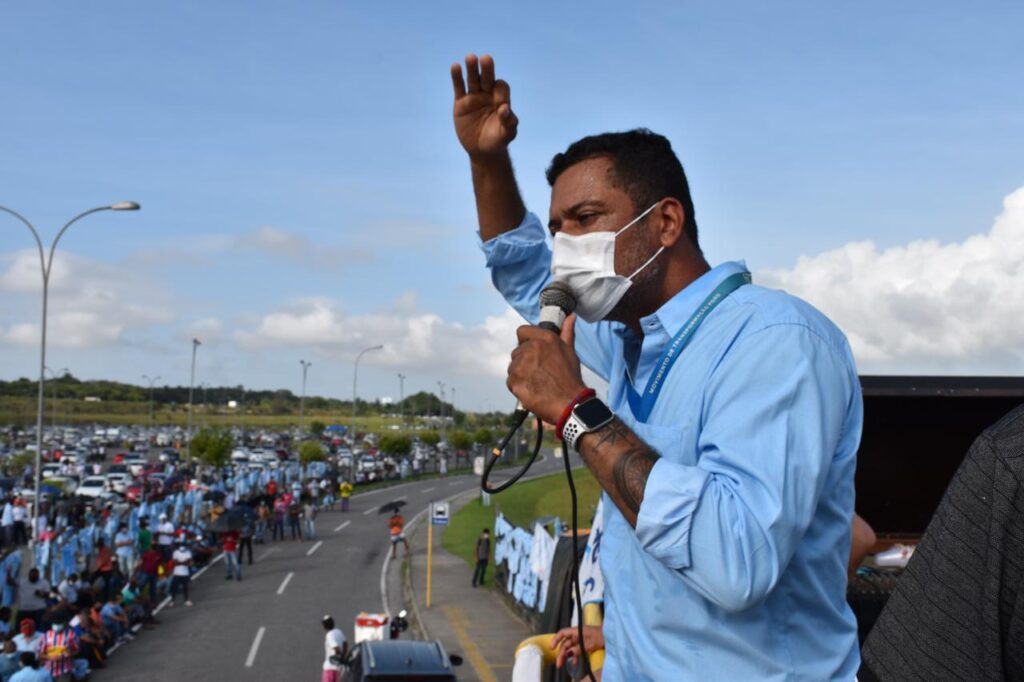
left=640, top=260, right=749, bottom=338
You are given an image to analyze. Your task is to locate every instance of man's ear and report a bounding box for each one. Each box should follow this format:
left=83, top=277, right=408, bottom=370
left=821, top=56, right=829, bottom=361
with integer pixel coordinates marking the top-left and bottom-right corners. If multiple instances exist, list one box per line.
left=655, top=198, right=686, bottom=248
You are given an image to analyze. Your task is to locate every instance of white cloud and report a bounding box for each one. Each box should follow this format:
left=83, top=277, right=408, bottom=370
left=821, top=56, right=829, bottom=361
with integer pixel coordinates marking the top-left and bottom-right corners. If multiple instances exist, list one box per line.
left=235, top=295, right=522, bottom=379
left=759, top=185, right=1024, bottom=373
left=0, top=250, right=174, bottom=349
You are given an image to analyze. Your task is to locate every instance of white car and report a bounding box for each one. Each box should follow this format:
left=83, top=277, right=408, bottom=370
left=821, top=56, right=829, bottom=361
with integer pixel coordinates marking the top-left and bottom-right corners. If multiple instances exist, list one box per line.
left=77, top=476, right=108, bottom=499
left=105, top=472, right=129, bottom=494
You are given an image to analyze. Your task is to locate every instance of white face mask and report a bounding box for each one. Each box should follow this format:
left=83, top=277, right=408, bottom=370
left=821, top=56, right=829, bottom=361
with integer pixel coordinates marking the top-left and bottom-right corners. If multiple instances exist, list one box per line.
left=550, top=202, right=663, bottom=322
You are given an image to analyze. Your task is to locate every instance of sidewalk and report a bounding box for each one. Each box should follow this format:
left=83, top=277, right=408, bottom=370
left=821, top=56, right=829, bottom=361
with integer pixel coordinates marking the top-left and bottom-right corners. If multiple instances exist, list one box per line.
left=389, top=490, right=531, bottom=682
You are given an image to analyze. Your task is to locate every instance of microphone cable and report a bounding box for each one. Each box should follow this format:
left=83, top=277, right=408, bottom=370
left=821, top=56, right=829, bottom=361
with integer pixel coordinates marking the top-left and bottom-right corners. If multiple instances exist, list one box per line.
left=482, top=411, right=595, bottom=682
left=481, top=411, right=543, bottom=494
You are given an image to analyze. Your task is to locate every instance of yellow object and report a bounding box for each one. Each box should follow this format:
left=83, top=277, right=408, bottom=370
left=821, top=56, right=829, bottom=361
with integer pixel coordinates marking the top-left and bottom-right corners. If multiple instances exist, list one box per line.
left=514, top=602, right=605, bottom=672
left=426, top=520, right=433, bottom=608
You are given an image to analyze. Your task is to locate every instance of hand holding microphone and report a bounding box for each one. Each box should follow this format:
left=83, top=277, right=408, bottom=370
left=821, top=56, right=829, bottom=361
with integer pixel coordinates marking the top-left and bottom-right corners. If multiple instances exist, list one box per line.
left=507, top=281, right=586, bottom=426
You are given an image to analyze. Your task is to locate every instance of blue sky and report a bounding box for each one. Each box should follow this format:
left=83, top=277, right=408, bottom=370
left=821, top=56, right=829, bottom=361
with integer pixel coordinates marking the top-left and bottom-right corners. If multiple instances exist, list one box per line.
left=2, top=2, right=1023, bottom=409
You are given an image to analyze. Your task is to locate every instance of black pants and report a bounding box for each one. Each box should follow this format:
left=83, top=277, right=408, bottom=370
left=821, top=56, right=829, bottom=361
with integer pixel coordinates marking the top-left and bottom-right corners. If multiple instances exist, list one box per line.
left=170, top=575, right=190, bottom=602
left=237, top=537, right=253, bottom=565
left=472, top=559, right=487, bottom=586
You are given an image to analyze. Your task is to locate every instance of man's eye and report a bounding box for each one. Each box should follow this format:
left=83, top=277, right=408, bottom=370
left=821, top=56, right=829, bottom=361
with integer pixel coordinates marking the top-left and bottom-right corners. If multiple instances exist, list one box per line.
left=578, top=213, right=597, bottom=225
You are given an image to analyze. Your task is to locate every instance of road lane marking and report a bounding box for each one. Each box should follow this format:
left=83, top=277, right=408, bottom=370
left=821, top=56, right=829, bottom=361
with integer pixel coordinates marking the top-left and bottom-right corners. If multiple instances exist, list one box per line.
left=152, top=596, right=172, bottom=616
left=277, top=572, right=294, bottom=595
left=448, top=481, right=461, bottom=486
left=420, top=487, right=435, bottom=494
left=245, top=626, right=266, bottom=667
left=306, top=540, right=323, bottom=556
left=442, top=605, right=498, bottom=682
left=334, top=520, right=351, bottom=533
left=363, top=507, right=376, bottom=516
left=192, top=552, right=225, bottom=580
left=256, top=547, right=280, bottom=562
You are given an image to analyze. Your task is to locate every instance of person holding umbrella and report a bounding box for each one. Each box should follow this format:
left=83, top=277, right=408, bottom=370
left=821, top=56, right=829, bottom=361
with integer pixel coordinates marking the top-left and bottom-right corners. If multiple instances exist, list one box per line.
left=381, top=501, right=410, bottom=559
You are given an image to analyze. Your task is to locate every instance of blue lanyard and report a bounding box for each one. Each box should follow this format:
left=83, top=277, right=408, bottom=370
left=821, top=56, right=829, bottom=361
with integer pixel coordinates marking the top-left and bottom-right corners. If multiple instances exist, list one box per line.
left=625, top=271, right=751, bottom=423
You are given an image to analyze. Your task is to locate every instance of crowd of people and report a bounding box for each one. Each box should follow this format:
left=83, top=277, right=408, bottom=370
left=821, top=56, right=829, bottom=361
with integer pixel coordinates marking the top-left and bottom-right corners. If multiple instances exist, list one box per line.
left=0, top=458, right=349, bottom=680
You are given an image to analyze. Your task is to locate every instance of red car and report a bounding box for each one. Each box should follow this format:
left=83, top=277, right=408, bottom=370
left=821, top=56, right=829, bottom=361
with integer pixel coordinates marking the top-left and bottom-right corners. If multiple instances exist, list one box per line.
left=112, top=453, right=129, bottom=464
left=125, top=483, right=144, bottom=502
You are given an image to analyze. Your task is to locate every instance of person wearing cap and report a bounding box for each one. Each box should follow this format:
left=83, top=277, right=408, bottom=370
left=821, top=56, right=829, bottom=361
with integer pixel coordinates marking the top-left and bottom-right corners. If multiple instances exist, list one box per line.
left=12, top=619, right=43, bottom=653
left=321, top=615, right=348, bottom=682
left=168, top=540, right=193, bottom=607
left=155, top=514, right=175, bottom=561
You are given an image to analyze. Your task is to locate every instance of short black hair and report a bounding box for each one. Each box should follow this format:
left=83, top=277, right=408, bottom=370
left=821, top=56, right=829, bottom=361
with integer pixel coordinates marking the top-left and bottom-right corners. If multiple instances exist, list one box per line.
left=322, top=616, right=335, bottom=630
left=20, top=652, right=38, bottom=669
left=546, top=128, right=699, bottom=249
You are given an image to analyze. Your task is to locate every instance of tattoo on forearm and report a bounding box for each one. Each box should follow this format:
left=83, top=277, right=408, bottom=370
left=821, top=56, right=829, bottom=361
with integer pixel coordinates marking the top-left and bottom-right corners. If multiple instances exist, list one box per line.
left=612, top=446, right=660, bottom=514
left=593, top=418, right=631, bottom=449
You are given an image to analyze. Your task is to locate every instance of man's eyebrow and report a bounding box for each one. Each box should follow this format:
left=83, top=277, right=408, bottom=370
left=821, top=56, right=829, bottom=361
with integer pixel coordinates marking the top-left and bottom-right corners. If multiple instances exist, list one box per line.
left=547, top=200, right=606, bottom=230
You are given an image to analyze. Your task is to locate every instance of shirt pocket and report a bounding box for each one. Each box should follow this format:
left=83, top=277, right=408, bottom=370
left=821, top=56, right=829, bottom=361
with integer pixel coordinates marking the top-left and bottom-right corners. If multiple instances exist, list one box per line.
left=628, top=420, right=695, bottom=466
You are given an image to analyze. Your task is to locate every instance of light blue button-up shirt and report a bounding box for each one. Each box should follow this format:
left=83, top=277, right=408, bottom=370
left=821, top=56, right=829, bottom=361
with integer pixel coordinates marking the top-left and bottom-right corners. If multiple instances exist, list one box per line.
left=483, top=212, right=862, bottom=681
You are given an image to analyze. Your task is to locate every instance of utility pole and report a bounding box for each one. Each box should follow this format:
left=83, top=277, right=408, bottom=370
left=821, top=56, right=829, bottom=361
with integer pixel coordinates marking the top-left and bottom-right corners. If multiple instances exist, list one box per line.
left=300, top=360, right=312, bottom=432
left=142, top=374, right=161, bottom=430
left=437, top=381, right=446, bottom=441
left=187, top=338, right=201, bottom=459
left=397, top=373, right=406, bottom=426
left=352, top=344, right=383, bottom=433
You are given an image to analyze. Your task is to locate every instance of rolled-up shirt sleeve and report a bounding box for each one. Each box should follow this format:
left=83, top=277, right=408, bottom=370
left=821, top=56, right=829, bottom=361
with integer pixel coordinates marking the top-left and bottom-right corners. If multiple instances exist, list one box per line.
left=634, top=323, right=853, bottom=612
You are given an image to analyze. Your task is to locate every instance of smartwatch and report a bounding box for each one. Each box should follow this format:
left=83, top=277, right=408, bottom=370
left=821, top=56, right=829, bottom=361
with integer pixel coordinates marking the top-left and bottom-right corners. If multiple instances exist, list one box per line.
left=562, top=397, right=615, bottom=451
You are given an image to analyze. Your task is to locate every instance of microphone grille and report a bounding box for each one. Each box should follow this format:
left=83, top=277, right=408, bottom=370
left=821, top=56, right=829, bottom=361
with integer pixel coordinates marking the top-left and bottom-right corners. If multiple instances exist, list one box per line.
left=540, top=281, right=577, bottom=314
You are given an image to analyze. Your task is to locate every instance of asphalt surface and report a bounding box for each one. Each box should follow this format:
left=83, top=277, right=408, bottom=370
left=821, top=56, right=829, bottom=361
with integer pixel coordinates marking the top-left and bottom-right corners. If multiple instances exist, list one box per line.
left=98, top=450, right=567, bottom=681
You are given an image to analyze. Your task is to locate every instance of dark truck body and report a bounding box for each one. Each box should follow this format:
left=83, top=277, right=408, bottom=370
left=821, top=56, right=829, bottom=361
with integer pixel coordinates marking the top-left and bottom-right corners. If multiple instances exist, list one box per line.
left=850, top=375, right=1024, bottom=641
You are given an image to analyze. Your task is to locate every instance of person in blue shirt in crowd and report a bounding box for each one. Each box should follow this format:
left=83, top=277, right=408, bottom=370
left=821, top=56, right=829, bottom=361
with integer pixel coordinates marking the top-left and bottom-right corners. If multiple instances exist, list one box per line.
left=7, top=652, right=52, bottom=682
left=451, top=55, right=862, bottom=680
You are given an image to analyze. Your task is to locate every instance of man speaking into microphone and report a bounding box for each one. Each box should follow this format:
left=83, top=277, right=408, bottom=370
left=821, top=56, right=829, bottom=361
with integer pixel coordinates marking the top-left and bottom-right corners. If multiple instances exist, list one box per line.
left=452, top=54, right=862, bottom=680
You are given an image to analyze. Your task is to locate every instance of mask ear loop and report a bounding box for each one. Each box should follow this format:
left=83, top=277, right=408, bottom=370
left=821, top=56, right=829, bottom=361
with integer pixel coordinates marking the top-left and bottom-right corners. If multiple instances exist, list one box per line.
left=619, top=201, right=664, bottom=280
left=614, top=201, right=660, bottom=236
left=627, top=245, right=665, bottom=280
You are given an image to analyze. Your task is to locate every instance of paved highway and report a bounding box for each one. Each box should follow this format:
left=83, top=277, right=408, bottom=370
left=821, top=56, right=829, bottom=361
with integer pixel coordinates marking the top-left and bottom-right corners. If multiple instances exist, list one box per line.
left=99, top=450, right=567, bottom=681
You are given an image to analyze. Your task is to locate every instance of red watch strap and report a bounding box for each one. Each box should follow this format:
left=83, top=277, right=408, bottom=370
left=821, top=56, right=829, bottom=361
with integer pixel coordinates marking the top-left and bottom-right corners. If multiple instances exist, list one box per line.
left=556, top=388, right=597, bottom=440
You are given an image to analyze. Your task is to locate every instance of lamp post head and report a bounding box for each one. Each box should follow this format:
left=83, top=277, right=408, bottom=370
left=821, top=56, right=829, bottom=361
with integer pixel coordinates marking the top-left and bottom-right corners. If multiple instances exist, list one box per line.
left=110, top=201, right=141, bottom=211
left=193, top=338, right=201, bottom=347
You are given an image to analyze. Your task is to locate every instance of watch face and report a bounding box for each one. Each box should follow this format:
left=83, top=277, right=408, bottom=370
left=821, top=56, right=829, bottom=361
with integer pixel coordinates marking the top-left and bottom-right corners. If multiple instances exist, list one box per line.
left=574, top=398, right=613, bottom=429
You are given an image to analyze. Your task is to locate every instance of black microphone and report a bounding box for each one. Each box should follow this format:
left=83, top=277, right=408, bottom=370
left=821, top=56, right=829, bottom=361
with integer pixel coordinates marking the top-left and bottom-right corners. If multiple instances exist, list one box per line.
left=511, top=281, right=578, bottom=417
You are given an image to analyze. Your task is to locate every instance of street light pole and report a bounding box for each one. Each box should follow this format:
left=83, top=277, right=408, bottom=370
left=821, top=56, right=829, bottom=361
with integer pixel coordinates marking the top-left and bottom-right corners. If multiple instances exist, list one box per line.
left=299, top=360, right=311, bottom=432
left=187, top=338, right=201, bottom=459
left=0, top=201, right=140, bottom=544
left=142, top=374, right=161, bottom=429
left=351, top=345, right=383, bottom=431
left=397, top=373, right=406, bottom=427
left=200, top=382, right=209, bottom=428
left=437, top=381, right=446, bottom=441
left=43, top=366, right=68, bottom=433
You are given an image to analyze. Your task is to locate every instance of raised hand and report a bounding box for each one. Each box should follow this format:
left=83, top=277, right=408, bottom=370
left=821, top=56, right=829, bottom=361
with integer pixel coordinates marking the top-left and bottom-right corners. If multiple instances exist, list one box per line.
left=451, top=54, right=518, bottom=158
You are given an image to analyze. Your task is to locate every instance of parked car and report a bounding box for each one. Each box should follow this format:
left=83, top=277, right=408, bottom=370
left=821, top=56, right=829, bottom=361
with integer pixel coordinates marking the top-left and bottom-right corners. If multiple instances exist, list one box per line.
left=158, top=449, right=180, bottom=464
left=125, top=483, right=144, bottom=502
left=105, top=472, right=129, bottom=494
left=77, top=476, right=108, bottom=499
left=342, top=640, right=461, bottom=681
